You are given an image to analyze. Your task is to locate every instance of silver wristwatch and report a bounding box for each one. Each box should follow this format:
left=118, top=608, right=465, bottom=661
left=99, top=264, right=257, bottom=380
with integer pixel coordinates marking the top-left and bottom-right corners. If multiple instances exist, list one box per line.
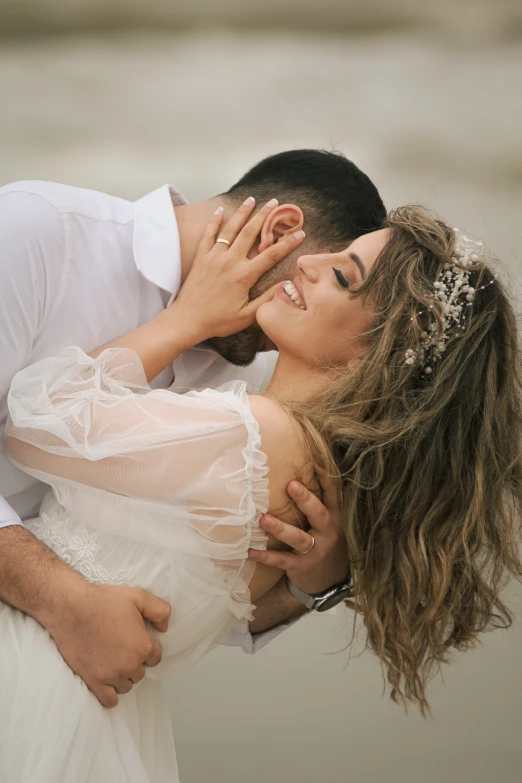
left=286, top=574, right=353, bottom=612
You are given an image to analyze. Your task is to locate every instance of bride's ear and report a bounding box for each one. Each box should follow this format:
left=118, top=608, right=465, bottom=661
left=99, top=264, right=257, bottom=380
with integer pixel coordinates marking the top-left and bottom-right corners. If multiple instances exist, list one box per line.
left=256, top=204, right=304, bottom=254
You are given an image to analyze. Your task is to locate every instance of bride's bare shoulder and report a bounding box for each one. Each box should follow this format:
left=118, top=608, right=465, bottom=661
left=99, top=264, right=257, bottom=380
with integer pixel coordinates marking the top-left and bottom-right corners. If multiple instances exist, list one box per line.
left=247, top=394, right=308, bottom=478
left=247, top=395, right=317, bottom=550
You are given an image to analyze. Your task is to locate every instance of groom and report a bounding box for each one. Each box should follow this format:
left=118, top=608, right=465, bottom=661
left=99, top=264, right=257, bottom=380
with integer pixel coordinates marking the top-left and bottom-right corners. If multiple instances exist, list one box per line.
left=0, top=149, right=386, bottom=708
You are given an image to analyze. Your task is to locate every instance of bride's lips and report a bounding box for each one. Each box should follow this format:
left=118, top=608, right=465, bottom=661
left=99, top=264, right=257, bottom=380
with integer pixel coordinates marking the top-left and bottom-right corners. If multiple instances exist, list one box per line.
left=278, top=276, right=307, bottom=310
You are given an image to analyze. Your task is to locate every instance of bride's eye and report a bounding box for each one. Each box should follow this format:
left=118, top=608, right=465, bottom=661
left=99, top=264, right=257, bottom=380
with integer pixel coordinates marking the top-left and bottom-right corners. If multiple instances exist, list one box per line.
left=333, top=267, right=350, bottom=289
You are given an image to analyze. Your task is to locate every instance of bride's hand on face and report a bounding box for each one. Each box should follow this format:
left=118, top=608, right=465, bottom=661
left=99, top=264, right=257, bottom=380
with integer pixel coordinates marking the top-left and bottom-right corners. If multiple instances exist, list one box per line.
left=172, top=198, right=305, bottom=341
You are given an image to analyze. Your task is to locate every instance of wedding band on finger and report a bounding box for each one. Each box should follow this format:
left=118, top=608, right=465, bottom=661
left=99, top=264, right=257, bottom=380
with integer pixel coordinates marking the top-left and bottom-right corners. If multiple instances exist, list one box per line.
left=298, top=534, right=315, bottom=555
left=215, top=238, right=231, bottom=247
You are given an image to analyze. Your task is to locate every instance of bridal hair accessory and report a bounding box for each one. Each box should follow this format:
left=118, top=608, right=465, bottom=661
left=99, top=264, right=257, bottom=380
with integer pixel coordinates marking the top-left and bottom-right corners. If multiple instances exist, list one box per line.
left=405, top=231, right=496, bottom=375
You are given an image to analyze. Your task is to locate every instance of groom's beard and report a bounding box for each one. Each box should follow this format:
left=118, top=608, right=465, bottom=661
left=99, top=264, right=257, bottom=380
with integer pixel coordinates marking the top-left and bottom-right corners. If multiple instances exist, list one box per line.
left=208, top=323, right=262, bottom=367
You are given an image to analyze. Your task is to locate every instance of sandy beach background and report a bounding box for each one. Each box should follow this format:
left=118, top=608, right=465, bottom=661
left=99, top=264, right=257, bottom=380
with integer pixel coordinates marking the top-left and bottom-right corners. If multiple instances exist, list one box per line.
left=1, top=1, right=521, bottom=781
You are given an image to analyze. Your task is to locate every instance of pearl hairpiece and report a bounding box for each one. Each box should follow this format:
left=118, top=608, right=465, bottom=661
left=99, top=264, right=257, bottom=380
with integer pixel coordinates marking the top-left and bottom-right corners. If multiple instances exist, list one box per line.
left=405, top=230, right=496, bottom=375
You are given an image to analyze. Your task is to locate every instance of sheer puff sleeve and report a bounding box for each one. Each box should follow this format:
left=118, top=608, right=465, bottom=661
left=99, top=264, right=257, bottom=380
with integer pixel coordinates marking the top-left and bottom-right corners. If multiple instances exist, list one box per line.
left=6, top=347, right=269, bottom=636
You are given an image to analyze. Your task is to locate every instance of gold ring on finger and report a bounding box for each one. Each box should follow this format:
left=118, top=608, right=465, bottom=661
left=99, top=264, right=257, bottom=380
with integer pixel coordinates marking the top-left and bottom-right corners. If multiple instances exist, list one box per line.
left=299, top=534, right=315, bottom=555
left=215, top=238, right=231, bottom=247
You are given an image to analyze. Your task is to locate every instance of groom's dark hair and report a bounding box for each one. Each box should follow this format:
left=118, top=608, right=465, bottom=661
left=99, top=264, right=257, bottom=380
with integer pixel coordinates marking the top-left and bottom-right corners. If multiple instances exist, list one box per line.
left=210, top=149, right=386, bottom=367
left=225, top=148, right=386, bottom=248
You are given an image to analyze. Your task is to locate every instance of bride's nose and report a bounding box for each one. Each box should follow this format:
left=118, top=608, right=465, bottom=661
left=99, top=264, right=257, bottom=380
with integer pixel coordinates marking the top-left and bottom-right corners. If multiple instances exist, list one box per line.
left=296, top=255, right=321, bottom=283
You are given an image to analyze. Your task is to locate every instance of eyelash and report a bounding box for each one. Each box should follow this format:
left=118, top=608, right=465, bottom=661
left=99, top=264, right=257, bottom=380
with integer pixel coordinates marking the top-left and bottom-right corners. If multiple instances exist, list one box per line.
left=333, top=267, right=350, bottom=289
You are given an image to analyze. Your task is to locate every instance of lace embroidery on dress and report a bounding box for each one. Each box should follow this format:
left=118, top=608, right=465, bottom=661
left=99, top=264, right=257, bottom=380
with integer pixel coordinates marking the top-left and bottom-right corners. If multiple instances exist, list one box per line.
left=32, top=512, right=132, bottom=586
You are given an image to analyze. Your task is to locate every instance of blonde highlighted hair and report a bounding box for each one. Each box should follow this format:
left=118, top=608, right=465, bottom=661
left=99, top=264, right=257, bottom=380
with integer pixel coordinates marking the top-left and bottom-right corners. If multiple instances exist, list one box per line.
left=290, top=206, right=522, bottom=715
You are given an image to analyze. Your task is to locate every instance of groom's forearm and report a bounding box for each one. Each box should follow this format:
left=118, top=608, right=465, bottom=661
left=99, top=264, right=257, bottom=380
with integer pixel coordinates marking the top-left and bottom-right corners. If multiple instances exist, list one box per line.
left=249, top=578, right=308, bottom=634
left=0, top=525, right=85, bottom=625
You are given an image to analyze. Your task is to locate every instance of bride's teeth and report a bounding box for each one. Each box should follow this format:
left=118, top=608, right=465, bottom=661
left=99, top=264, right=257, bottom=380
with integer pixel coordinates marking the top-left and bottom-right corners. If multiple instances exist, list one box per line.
left=283, top=281, right=304, bottom=308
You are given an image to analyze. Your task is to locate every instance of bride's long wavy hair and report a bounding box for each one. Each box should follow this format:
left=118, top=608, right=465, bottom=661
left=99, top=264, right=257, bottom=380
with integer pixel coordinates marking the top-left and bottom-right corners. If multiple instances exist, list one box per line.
left=291, top=205, right=522, bottom=716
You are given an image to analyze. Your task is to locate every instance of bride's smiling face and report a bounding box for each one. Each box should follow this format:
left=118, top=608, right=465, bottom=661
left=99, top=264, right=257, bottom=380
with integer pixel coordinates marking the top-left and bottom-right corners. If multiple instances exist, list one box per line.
left=257, top=229, right=390, bottom=366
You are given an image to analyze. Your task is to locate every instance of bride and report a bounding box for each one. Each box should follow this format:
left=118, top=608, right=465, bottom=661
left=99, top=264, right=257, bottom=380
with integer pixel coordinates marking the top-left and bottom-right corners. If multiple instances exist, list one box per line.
left=2, top=202, right=521, bottom=782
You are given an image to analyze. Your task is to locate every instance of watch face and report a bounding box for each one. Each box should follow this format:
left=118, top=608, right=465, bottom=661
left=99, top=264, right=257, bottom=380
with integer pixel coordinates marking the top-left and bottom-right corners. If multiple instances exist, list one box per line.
left=316, top=585, right=352, bottom=612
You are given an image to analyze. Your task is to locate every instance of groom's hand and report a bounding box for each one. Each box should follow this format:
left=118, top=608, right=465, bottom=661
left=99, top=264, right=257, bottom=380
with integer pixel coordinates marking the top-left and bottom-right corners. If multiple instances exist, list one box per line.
left=249, top=478, right=348, bottom=596
left=0, top=526, right=170, bottom=709
left=45, top=581, right=171, bottom=708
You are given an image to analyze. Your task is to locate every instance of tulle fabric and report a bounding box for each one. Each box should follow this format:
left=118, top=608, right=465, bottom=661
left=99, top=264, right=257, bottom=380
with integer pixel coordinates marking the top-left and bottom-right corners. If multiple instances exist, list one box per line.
left=1, top=347, right=270, bottom=782
left=0, top=606, right=180, bottom=783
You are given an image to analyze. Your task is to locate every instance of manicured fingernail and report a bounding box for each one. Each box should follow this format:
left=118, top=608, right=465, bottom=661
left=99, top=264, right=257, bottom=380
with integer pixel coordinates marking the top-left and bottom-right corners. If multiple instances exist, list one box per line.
left=260, top=515, right=275, bottom=529
left=243, top=196, right=255, bottom=206
left=266, top=198, right=278, bottom=208
left=293, top=230, right=305, bottom=240
left=214, top=206, right=224, bottom=215
left=248, top=548, right=259, bottom=558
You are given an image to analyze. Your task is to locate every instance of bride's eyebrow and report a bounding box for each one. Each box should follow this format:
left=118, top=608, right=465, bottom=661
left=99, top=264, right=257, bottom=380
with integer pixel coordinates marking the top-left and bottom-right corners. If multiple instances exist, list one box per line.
left=348, top=252, right=366, bottom=280
left=330, top=249, right=367, bottom=280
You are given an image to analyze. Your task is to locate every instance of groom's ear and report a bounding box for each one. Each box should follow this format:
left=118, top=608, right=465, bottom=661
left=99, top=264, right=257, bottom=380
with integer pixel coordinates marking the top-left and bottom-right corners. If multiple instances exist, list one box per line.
left=254, top=204, right=304, bottom=255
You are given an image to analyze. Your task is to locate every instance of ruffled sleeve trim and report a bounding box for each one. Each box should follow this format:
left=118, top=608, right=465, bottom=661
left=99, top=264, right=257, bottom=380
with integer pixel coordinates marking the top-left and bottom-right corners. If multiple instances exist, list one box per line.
left=194, top=380, right=270, bottom=621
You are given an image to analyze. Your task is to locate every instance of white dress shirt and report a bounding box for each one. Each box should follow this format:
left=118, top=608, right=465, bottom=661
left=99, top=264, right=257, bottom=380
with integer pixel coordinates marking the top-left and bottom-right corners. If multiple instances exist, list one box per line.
left=0, top=180, right=289, bottom=652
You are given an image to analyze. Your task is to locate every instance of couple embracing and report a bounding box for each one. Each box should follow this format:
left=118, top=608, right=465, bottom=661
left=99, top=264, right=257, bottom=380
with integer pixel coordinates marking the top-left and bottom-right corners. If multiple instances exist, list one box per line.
left=0, top=150, right=520, bottom=782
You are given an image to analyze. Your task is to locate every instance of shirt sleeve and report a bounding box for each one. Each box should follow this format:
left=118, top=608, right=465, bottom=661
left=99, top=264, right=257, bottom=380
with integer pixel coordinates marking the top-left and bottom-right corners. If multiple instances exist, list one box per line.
left=0, top=496, right=22, bottom=529
left=0, top=189, right=66, bottom=529
left=219, top=616, right=299, bottom=654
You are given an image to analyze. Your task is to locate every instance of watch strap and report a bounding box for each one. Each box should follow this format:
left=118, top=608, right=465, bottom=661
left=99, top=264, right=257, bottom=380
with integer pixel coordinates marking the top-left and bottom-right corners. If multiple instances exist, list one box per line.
left=286, top=578, right=316, bottom=610
left=286, top=574, right=352, bottom=611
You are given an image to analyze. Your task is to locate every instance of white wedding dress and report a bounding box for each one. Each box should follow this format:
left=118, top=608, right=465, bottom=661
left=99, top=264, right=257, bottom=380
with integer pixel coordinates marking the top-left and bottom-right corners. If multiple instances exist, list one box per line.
left=0, top=347, right=270, bottom=783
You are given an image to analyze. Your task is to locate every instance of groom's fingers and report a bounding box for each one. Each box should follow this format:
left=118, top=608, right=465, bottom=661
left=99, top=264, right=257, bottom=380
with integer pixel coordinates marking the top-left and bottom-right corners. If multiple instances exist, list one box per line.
left=95, top=685, right=119, bottom=709
left=248, top=547, right=298, bottom=572
left=113, top=677, right=134, bottom=696
left=143, top=637, right=163, bottom=668
left=258, top=513, right=315, bottom=554
left=316, top=474, right=341, bottom=523
left=286, top=481, right=339, bottom=533
left=129, top=665, right=146, bottom=684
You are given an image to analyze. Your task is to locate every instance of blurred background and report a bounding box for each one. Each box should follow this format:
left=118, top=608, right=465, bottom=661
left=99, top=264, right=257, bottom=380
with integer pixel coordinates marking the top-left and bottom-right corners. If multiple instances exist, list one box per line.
left=1, top=1, right=521, bottom=781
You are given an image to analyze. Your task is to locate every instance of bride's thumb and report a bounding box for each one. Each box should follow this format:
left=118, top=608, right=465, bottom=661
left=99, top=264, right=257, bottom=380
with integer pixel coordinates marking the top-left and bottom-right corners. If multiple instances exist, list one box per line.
left=137, top=590, right=171, bottom=632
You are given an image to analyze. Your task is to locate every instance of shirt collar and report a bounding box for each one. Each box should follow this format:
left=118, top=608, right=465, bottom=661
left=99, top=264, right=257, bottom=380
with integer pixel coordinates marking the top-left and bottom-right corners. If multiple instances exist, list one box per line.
left=133, top=184, right=189, bottom=298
